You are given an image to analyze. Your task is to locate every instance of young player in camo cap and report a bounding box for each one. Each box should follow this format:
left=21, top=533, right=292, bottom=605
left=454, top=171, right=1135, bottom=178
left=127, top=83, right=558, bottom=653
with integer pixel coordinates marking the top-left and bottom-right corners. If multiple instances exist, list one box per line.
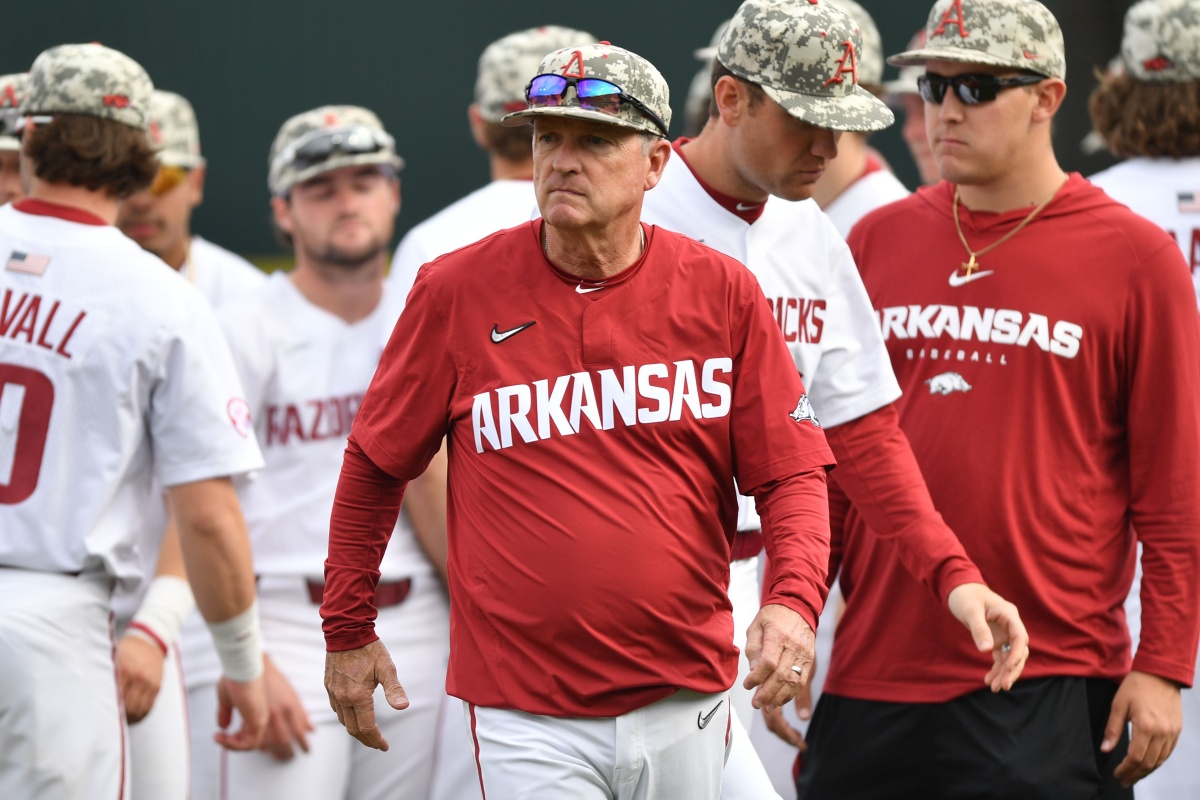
left=323, top=40, right=836, bottom=800
left=0, top=42, right=267, bottom=800
left=639, top=3, right=1027, bottom=795
left=1089, top=4, right=1200, bottom=797
left=800, top=0, right=1200, bottom=795
left=0, top=73, right=27, bottom=204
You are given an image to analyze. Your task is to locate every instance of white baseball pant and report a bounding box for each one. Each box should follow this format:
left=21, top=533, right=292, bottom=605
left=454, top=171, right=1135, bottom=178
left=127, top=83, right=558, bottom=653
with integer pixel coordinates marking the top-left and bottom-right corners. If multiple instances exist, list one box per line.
left=0, top=568, right=129, bottom=800
left=125, top=641, right=189, bottom=799
left=468, top=689, right=731, bottom=800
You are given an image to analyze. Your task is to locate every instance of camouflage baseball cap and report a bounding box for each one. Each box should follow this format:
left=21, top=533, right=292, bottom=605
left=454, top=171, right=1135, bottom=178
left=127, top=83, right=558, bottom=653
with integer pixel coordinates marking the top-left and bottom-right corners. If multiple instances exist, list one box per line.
left=268, top=105, right=404, bottom=196
left=147, top=91, right=205, bottom=168
left=826, top=0, right=884, bottom=87
left=1121, top=0, right=1200, bottom=82
left=883, top=31, right=926, bottom=101
left=694, top=19, right=730, bottom=61
left=888, top=0, right=1066, bottom=80
left=717, top=0, right=894, bottom=132
left=0, top=73, right=28, bottom=150
left=23, top=43, right=153, bottom=130
left=502, top=42, right=671, bottom=137
left=476, top=26, right=596, bottom=122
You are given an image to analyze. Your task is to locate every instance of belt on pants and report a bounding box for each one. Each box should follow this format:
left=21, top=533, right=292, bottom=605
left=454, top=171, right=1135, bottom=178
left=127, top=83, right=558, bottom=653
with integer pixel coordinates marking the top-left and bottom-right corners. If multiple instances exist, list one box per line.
left=305, top=578, right=413, bottom=609
left=731, top=529, right=764, bottom=561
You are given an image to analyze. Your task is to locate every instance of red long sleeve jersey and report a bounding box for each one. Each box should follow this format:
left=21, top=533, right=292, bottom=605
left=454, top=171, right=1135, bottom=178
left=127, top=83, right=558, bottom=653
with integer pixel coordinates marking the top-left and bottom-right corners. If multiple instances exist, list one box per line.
left=326, top=222, right=835, bottom=717
left=827, top=175, right=1200, bottom=702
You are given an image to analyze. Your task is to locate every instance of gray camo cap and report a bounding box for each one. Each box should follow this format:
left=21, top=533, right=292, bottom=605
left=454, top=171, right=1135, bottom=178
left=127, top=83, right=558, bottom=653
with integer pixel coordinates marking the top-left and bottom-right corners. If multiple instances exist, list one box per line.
left=889, top=0, right=1066, bottom=80
left=148, top=91, right=205, bottom=168
left=23, top=43, right=153, bottom=130
left=883, top=31, right=926, bottom=101
left=502, top=42, right=671, bottom=137
left=476, top=26, right=596, bottom=122
left=268, top=105, right=404, bottom=196
left=1122, top=0, right=1200, bottom=82
left=0, top=73, right=28, bottom=150
left=717, top=0, right=894, bottom=132
left=695, top=19, right=731, bottom=61
left=826, top=0, right=884, bottom=87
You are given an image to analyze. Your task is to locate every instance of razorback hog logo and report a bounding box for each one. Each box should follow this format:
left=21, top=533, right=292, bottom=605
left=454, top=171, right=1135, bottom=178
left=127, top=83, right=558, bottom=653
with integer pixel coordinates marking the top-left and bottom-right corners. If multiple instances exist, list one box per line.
left=227, top=397, right=253, bottom=438
left=103, top=94, right=130, bottom=109
left=789, top=394, right=821, bottom=428
left=933, top=0, right=970, bottom=38
left=925, top=371, right=972, bottom=395
left=823, top=40, right=859, bottom=87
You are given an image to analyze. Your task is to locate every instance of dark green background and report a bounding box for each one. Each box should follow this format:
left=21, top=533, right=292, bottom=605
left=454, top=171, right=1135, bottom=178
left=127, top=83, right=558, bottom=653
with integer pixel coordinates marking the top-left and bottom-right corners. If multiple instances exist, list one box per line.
left=7, top=0, right=1127, bottom=261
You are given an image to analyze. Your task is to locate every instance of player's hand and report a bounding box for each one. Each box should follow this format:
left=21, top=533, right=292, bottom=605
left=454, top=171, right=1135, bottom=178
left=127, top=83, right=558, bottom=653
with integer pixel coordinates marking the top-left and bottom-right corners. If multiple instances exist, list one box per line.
left=1101, top=670, right=1182, bottom=787
left=117, top=633, right=166, bottom=724
left=946, top=582, right=1029, bottom=692
left=215, top=674, right=269, bottom=751
left=325, top=640, right=409, bottom=751
left=763, top=704, right=806, bottom=749
left=258, top=654, right=314, bottom=761
left=743, top=603, right=815, bottom=713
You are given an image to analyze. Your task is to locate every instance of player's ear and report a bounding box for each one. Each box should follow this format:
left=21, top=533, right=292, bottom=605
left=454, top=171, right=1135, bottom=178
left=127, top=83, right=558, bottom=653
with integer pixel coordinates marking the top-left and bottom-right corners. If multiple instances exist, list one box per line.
left=467, top=104, right=488, bottom=149
left=1031, top=77, right=1066, bottom=124
left=188, top=165, right=206, bottom=208
left=713, top=76, right=748, bottom=126
left=643, top=137, right=671, bottom=192
left=270, top=194, right=294, bottom=235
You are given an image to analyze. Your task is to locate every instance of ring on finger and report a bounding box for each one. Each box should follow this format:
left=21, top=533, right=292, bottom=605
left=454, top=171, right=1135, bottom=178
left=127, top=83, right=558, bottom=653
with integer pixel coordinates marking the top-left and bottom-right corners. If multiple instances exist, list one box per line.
left=790, top=665, right=804, bottom=676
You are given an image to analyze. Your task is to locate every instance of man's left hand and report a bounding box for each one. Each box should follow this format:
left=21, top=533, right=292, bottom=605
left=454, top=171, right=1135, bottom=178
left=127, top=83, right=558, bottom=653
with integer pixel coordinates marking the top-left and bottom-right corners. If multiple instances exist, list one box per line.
left=743, top=603, right=815, bottom=713
left=117, top=633, right=166, bottom=724
left=1102, top=670, right=1182, bottom=787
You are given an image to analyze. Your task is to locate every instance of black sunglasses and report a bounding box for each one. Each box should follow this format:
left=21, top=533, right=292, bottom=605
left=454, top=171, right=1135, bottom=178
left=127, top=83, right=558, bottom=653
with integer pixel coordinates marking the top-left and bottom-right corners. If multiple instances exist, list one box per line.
left=525, top=74, right=668, bottom=136
left=917, top=73, right=1045, bottom=105
left=273, top=125, right=395, bottom=177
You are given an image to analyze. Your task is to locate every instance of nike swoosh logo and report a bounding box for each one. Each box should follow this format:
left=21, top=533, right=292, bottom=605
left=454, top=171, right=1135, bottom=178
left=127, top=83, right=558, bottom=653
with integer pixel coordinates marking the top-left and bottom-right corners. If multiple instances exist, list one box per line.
left=697, top=699, right=724, bottom=730
left=575, top=283, right=605, bottom=294
left=948, top=269, right=995, bottom=287
left=490, top=322, right=536, bottom=343
left=735, top=202, right=760, bottom=212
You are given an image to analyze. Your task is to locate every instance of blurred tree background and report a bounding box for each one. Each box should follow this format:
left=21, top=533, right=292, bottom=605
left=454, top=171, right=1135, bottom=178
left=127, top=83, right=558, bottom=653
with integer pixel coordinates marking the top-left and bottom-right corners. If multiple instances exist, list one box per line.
left=6, top=0, right=1127, bottom=266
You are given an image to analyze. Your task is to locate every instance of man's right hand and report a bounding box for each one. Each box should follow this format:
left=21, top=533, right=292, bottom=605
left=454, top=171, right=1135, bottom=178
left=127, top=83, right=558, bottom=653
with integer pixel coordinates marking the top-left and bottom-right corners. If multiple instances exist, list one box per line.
left=259, top=654, right=314, bottom=761
left=325, top=639, right=409, bottom=751
left=946, top=582, right=1030, bottom=692
left=215, top=674, right=269, bottom=751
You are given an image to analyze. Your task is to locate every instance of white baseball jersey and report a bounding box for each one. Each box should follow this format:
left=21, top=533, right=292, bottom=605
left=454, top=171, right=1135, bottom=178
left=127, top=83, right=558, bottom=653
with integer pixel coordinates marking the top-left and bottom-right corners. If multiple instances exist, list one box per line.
left=388, top=180, right=536, bottom=310
left=216, top=272, right=429, bottom=579
left=1090, top=157, right=1200, bottom=304
left=822, top=168, right=910, bottom=240
left=1089, top=158, right=1200, bottom=800
left=186, top=234, right=267, bottom=309
left=0, top=202, right=263, bottom=586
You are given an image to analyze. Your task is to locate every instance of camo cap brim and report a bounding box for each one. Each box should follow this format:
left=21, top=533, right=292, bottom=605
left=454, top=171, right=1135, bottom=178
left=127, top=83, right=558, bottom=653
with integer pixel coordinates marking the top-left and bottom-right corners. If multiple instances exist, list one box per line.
left=0, top=73, right=28, bottom=151
left=501, top=42, right=671, bottom=137
left=476, top=26, right=597, bottom=122
left=888, top=0, right=1066, bottom=80
left=24, top=43, right=153, bottom=130
left=1122, top=0, right=1200, bottom=83
left=718, top=0, right=893, bottom=133
left=268, top=105, right=403, bottom=195
left=148, top=90, right=206, bottom=168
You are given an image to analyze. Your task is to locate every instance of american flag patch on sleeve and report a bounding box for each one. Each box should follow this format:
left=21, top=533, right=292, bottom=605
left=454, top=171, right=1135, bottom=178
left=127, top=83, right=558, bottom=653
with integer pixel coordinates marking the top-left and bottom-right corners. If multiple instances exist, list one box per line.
left=1179, top=193, right=1200, bottom=214
left=5, top=250, right=51, bottom=275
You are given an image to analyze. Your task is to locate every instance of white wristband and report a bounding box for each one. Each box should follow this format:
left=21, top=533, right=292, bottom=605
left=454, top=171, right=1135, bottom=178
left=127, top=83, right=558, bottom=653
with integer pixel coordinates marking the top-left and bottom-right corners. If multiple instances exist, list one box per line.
left=207, top=600, right=264, bottom=682
left=130, top=575, right=195, bottom=650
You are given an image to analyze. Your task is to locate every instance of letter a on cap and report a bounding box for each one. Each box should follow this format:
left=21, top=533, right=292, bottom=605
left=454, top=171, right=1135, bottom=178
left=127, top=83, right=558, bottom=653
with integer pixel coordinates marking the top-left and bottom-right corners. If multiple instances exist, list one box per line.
left=933, top=0, right=971, bottom=38
left=560, top=50, right=586, bottom=78
left=823, top=41, right=859, bottom=87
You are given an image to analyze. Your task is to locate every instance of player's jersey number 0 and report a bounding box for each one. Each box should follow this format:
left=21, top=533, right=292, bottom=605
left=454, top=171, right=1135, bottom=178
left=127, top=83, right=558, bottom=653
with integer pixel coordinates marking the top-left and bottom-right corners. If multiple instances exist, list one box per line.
left=0, top=363, right=53, bottom=504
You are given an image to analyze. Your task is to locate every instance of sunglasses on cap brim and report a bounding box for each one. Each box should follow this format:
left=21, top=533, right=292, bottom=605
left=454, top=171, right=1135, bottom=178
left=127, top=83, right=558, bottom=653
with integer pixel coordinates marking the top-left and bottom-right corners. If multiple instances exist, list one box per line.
left=273, top=125, right=396, bottom=176
left=917, top=73, right=1045, bottom=105
left=525, top=74, right=668, bottom=136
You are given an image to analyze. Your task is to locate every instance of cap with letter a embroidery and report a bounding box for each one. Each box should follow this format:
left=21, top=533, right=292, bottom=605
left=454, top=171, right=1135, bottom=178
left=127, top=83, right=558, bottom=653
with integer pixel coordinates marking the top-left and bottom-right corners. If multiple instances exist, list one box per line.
left=0, top=73, right=29, bottom=149
left=1121, top=0, right=1200, bottom=83
left=825, top=0, right=885, bottom=87
left=717, top=0, right=894, bottom=133
left=888, top=0, right=1066, bottom=80
left=23, top=43, right=153, bottom=130
left=147, top=90, right=206, bottom=168
left=268, top=105, right=404, bottom=196
left=502, top=42, right=672, bottom=137
left=476, top=26, right=597, bottom=122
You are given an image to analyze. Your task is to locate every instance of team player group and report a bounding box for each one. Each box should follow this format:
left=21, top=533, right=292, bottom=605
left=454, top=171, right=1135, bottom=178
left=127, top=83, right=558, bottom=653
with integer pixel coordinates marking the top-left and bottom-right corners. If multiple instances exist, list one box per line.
left=1, top=0, right=1198, bottom=799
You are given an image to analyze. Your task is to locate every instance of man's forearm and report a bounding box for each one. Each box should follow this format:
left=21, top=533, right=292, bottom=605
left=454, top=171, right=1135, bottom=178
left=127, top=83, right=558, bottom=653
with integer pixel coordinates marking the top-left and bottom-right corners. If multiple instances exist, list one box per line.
left=825, top=404, right=983, bottom=602
left=169, top=477, right=257, bottom=622
left=755, top=468, right=831, bottom=633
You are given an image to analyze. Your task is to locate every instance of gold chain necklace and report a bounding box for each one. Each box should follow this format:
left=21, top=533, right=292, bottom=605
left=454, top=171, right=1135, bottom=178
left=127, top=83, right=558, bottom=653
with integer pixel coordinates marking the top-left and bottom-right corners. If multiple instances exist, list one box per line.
left=952, top=182, right=1062, bottom=276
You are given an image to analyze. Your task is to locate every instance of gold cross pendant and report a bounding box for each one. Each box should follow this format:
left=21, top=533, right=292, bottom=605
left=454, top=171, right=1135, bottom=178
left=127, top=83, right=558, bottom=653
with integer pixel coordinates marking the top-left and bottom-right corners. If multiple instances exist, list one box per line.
left=962, top=254, right=979, bottom=276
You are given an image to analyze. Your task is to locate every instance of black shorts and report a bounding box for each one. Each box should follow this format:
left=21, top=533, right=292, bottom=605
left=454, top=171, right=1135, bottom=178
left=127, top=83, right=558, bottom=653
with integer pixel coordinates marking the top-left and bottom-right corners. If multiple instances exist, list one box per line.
left=795, top=677, right=1132, bottom=800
